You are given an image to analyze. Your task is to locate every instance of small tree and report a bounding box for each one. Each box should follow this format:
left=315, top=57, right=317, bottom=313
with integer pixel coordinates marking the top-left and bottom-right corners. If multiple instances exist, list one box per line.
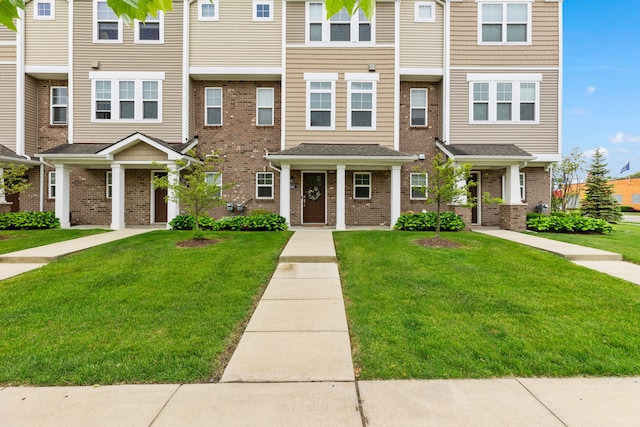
left=152, top=150, right=226, bottom=240
left=424, top=153, right=476, bottom=238
left=0, top=163, right=32, bottom=198
left=552, top=147, right=585, bottom=212
left=581, top=148, right=622, bottom=222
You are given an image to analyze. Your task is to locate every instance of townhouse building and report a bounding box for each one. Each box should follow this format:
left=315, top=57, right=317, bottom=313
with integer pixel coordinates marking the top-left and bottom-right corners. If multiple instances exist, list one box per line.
left=0, top=0, right=562, bottom=230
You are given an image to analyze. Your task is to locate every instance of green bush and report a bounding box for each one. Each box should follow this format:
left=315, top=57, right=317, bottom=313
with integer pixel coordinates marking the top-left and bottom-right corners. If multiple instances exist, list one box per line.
left=0, top=211, right=60, bottom=230
left=168, top=214, right=196, bottom=230
left=169, top=214, right=288, bottom=231
left=620, top=206, right=639, bottom=212
left=526, top=213, right=613, bottom=234
left=394, top=211, right=466, bottom=231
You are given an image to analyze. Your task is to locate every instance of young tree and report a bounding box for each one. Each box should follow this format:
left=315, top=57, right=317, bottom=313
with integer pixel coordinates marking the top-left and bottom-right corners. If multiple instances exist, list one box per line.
left=424, top=152, right=476, bottom=238
left=0, top=163, right=32, bottom=197
left=552, top=146, right=585, bottom=212
left=152, top=150, right=226, bottom=240
left=581, top=148, right=622, bottom=222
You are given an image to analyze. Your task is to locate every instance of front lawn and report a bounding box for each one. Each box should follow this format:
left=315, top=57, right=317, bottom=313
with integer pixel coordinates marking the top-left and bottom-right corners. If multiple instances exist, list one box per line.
left=335, top=231, right=640, bottom=380
left=0, top=229, right=109, bottom=255
left=0, top=231, right=291, bottom=385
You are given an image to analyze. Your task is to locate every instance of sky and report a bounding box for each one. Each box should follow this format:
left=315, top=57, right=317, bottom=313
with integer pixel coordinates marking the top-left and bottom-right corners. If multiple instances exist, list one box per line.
left=563, top=1, right=640, bottom=177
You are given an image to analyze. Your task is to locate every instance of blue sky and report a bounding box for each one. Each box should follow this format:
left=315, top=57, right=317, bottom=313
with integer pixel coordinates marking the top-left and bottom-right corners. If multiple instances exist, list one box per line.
left=563, top=1, right=640, bottom=176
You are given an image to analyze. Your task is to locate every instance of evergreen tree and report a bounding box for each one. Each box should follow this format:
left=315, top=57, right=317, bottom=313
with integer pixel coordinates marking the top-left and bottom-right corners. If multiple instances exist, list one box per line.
left=581, top=148, right=622, bottom=222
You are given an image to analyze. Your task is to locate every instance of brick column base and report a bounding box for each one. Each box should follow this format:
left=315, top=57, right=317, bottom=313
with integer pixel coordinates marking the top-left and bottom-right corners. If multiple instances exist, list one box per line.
left=499, top=204, right=528, bottom=231
left=0, top=203, right=12, bottom=214
left=448, top=204, right=472, bottom=231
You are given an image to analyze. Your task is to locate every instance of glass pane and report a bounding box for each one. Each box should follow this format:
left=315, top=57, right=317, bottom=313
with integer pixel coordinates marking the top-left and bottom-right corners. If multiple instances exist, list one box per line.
left=143, top=81, right=158, bottom=100
left=473, top=103, right=488, bottom=121
left=330, top=23, right=350, bottom=41
left=201, top=3, right=215, bottom=17
left=355, top=187, right=370, bottom=199
left=351, top=92, right=372, bottom=109
left=256, top=4, right=270, bottom=18
left=310, top=111, right=330, bottom=127
left=507, top=4, right=527, bottom=21
left=482, top=24, right=502, bottom=42
left=417, top=4, right=432, bottom=20
left=473, top=83, right=488, bottom=101
left=52, top=87, right=67, bottom=104
left=207, top=108, right=221, bottom=125
left=482, top=4, right=502, bottom=22
left=143, top=101, right=158, bottom=119
left=520, top=83, right=535, bottom=101
left=506, top=24, right=526, bottom=42
left=98, top=22, right=119, bottom=40
left=496, top=83, right=512, bottom=101
left=139, top=22, right=160, bottom=40
left=330, top=8, right=350, bottom=22
left=352, top=82, right=372, bottom=90
left=206, top=88, right=221, bottom=106
left=411, top=109, right=426, bottom=126
left=53, top=107, right=67, bottom=124
left=520, top=103, right=535, bottom=121
left=119, top=81, right=134, bottom=99
left=309, top=3, right=323, bottom=21
left=497, top=103, right=512, bottom=120
left=310, top=82, right=331, bottom=90
left=411, top=187, right=425, bottom=198
left=120, top=101, right=134, bottom=119
left=257, top=88, right=273, bottom=106
left=310, top=92, right=331, bottom=109
left=97, top=2, right=117, bottom=20
left=96, top=101, right=111, bottom=119
left=258, top=108, right=273, bottom=125
left=352, top=111, right=372, bottom=127
left=309, top=23, right=322, bottom=41
left=411, top=89, right=427, bottom=108
left=258, top=187, right=272, bottom=198
left=411, top=174, right=427, bottom=187
left=38, top=3, right=51, bottom=16
left=359, top=23, right=371, bottom=41
left=355, top=174, right=370, bottom=185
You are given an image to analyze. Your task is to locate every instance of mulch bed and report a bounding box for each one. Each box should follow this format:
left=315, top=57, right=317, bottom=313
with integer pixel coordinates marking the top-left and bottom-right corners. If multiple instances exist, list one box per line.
left=176, top=239, right=220, bottom=248
left=414, top=238, right=462, bottom=248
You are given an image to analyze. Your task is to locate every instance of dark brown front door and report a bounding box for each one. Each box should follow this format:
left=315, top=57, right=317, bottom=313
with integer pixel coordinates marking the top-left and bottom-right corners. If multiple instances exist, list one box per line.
left=154, top=173, right=168, bottom=223
left=302, top=172, right=326, bottom=224
left=6, top=192, right=19, bottom=212
left=469, top=172, right=479, bottom=224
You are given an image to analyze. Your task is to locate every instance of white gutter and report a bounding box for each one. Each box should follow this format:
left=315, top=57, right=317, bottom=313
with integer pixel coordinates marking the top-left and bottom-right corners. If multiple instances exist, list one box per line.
left=16, top=8, right=25, bottom=156
left=68, top=0, right=73, bottom=143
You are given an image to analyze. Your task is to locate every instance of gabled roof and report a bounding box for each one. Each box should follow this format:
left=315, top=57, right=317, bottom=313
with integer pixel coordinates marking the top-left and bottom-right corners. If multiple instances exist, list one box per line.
left=0, top=144, right=40, bottom=165
left=436, top=140, right=536, bottom=165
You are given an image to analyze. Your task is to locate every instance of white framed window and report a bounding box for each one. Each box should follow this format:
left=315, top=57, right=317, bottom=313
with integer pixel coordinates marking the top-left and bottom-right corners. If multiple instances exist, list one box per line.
left=347, top=81, right=376, bottom=130
left=478, top=1, right=532, bottom=45
left=94, top=0, right=122, bottom=43
left=414, top=2, right=435, bottom=22
left=106, top=171, right=113, bottom=199
left=256, top=88, right=274, bottom=126
left=135, top=12, right=164, bottom=43
left=34, top=0, right=55, bottom=20
left=48, top=171, right=56, bottom=199
left=256, top=172, right=274, bottom=199
left=205, top=87, right=223, bottom=126
left=253, top=0, right=273, bottom=21
left=410, top=88, right=428, bottom=126
left=410, top=173, right=428, bottom=200
left=306, top=3, right=374, bottom=43
left=90, top=72, right=164, bottom=122
left=305, top=73, right=337, bottom=130
left=353, top=172, right=371, bottom=199
left=501, top=172, right=526, bottom=201
left=467, top=74, right=540, bottom=124
left=50, top=86, right=67, bottom=125
left=205, top=172, right=222, bottom=198
left=198, top=0, right=219, bottom=21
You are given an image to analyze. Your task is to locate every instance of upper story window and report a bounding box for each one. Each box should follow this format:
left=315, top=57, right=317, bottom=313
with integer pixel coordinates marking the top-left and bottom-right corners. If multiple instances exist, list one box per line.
left=135, top=12, right=164, bottom=43
left=410, top=88, right=428, bottom=126
left=51, top=86, right=67, bottom=125
left=256, top=88, right=274, bottom=126
left=34, top=0, right=55, bottom=20
left=205, top=87, right=223, bottom=126
left=305, top=73, right=337, bottom=130
left=307, top=3, right=373, bottom=44
left=468, top=73, right=540, bottom=124
left=90, top=72, right=164, bottom=122
left=94, top=0, right=122, bottom=43
left=345, top=73, right=378, bottom=130
left=478, top=1, right=532, bottom=45
left=198, top=0, right=219, bottom=21
left=414, top=2, right=435, bottom=22
left=254, top=0, right=273, bottom=21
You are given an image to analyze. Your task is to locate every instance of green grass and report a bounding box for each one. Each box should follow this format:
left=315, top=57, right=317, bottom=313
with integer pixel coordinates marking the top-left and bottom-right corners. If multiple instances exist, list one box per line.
left=335, top=231, right=640, bottom=380
left=0, top=230, right=291, bottom=386
left=529, top=224, right=640, bottom=264
left=0, top=229, right=109, bottom=255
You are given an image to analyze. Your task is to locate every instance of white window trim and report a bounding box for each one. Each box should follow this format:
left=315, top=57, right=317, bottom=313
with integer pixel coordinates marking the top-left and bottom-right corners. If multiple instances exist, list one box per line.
left=467, top=73, right=541, bottom=124
left=305, top=2, right=375, bottom=45
left=198, top=0, right=219, bottom=21
left=134, top=12, right=164, bottom=44
left=410, top=88, right=428, bottom=127
left=414, top=2, right=435, bottom=22
left=93, top=0, right=123, bottom=44
left=48, top=171, right=56, bottom=199
left=477, top=0, right=533, bottom=46
left=34, top=0, right=55, bottom=20
left=347, top=80, right=377, bottom=130
left=253, top=0, right=274, bottom=21
left=50, top=86, right=67, bottom=125
left=304, top=73, right=338, bottom=130
left=205, top=87, right=223, bottom=126
left=106, top=171, right=113, bottom=199
left=205, top=172, right=222, bottom=198
left=353, top=172, right=371, bottom=200
left=256, top=87, right=274, bottom=126
left=256, top=172, right=274, bottom=199
left=501, top=172, right=526, bottom=201
left=410, top=173, right=428, bottom=200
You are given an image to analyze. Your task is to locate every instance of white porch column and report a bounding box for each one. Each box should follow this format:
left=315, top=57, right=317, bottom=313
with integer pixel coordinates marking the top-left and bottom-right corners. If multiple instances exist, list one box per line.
left=336, top=164, right=346, bottom=230
left=390, top=165, right=402, bottom=228
left=0, top=168, right=5, bottom=203
left=166, top=163, right=180, bottom=229
left=505, top=164, right=523, bottom=204
left=55, top=164, right=71, bottom=228
left=279, top=164, right=291, bottom=226
left=110, top=164, right=125, bottom=230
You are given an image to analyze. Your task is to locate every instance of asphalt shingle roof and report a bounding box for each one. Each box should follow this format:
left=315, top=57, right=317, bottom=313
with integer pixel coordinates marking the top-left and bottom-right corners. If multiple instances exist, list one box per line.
left=443, top=144, right=533, bottom=157
left=0, top=144, right=23, bottom=159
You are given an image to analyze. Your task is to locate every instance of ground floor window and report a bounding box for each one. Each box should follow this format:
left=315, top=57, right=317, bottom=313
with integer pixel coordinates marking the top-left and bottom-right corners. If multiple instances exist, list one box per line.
left=256, top=172, right=274, bottom=199
left=410, top=173, right=428, bottom=199
left=48, top=171, right=56, bottom=199
left=353, top=172, right=371, bottom=199
left=106, top=171, right=113, bottom=198
left=205, top=172, right=222, bottom=197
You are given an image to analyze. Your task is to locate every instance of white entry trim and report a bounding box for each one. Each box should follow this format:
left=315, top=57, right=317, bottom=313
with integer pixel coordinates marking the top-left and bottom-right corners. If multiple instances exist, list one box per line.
left=301, top=171, right=327, bottom=225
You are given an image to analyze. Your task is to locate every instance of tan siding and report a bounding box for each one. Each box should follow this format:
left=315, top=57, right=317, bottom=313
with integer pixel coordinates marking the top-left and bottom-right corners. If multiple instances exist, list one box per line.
left=0, top=46, right=16, bottom=61
left=0, top=64, right=17, bottom=150
left=375, top=2, right=395, bottom=44
left=190, top=0, right=282, bottom=67
left=400, top=0, right=443, bottom=68
left=114, top=142, right=167, bottom=161
left=72, top=1, right=183, bottom=143
left=25, top=0, right=68, bottom=66
left=286, top=1, right=305, bottom=44
left=449, top=69, right=559, bottom=155
left=285, top=48, right=395, bottom=148
left=450, top=0, right=560, bottom=67
left=0, top=26, right=16, bottom=42
left=24, top=76, right=38, bottom=156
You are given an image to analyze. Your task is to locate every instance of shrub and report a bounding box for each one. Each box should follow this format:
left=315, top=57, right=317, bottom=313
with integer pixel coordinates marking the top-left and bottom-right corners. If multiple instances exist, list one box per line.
left=169, top=214, right=288, bottom=231
left=168, top=214, right=196, bottom=230
left=250, top=209, right=274, bottom=216
left=620, top=206, right=639, bottom=212
left=0, top=211, right=60, bottom=230
left=526, top=213, right=613, bottom=234
left=394, top=212, right=465, bottom=232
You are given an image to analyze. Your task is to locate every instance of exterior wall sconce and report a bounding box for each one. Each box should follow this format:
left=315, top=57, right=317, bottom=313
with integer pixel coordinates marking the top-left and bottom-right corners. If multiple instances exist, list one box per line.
left=290, top=177, right=297, bottom=189
left=368, top=63, right=376, bottom=72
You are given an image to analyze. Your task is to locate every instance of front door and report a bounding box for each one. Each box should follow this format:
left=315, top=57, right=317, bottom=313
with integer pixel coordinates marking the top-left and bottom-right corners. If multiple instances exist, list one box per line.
left=153, top=172, right=168, bottom=223
left=469, top=172, right=480, bottom=224
left=302, top=172, right=326, bottom=224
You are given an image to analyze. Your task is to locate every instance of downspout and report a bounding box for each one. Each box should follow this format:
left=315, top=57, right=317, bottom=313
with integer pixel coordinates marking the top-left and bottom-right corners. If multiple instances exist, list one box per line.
left=16, top=8, right=25, bottom=156
left=393, top=0, right=400, bottom=151
left=280, top=0, right=286, bottom=150
left=37, top=158, right=55, bottom=212
left=183, top=1, right=195, bottom=141
left=68, top=0, right=74, bottom=143
left=437, top=0, right=450, bottom=144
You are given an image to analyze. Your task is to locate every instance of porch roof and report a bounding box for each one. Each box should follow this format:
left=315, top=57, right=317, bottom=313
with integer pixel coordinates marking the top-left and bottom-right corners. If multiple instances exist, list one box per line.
left=0, top=144, right=41, bottom=165
left=436, top=141, right=536, bottom=167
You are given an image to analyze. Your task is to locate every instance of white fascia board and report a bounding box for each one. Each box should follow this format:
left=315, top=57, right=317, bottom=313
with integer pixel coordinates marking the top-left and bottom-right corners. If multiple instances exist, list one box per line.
left=88, top=71, right=166, bottom=80
left=190, top=67, right=282, bottom=79
left=98, top=133, right=181, bottom=160
left=266, top=155, right=418, bottom=167
left=0, top=156, right=40, bottom=166
left=399, top=68, right=444, bottom=77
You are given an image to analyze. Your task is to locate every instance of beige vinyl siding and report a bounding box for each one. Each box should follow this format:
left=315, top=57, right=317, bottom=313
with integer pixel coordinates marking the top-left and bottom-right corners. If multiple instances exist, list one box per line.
left=286, top=1, right=305, bottom=44
left=0, top=26, right=16, bottom=42
left=450, top=0, right=560, bottom=67
left=25, top=0, right=68, bottom=66
left=0, top=46, right=16, bottom=62
left=190, top=0, right=282, bottom=68
left=114, top=142, right=167, bottom=161
left=72, top=1, right=183, bottom=143
left=285, top=47, right=394, bottom=148
left=24, top=76, right=38, bottom=156
left=0, top=64, right=17, bottom=150
left=375, top=1, right=394, bottom=44
left=449, top=69, right=559, bottom=155
left=400, top=0, right=443, bottom=68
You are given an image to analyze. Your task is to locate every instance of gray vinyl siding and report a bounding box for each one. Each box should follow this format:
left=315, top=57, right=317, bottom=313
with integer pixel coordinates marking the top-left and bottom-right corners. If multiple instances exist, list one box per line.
left=72, top=0, right=183, bottom=143
left=449, top=69, right=559, bottom=155
left=400, top=0, right=443, bottom=69
left=0, top=64, right=17, bottom=151
left=24, top=76, right=38, bottom=156
left=25, top=0, right=68, bottom=66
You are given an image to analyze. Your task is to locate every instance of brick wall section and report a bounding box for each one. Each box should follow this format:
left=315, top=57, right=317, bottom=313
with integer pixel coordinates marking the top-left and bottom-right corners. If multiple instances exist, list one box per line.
left=191, top=80, right=282, bottom=219
left=480, top=170, right=503, bottom=226
left=345, top=170, right=391, bottom=226
left=0, top=203, right=11, bottom=213
left=124, top=170, right=151, bottom=225
left=68, top=168, right=112, bottom=226
left=36, top=80, right=68, bottom=152
left=500, top=204, right=527, bottom=231
left=522, top=167, right=551, bottom=211
left=448, top=204, right=472, bottom=230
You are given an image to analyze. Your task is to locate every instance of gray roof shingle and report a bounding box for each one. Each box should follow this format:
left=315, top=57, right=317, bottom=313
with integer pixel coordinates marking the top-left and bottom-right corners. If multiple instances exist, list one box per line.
left=0, top=144, right=23, bottom=159
left=443, top=144, right=533, bottom=157
left=269, top=144, right=414, bottom=157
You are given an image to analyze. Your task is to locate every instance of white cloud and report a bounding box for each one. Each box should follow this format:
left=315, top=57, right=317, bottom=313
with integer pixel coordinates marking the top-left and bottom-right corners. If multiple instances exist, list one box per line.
left=583, top=147, right=609, bottom=159
left=586, top=86, right=596, bottom=95
left=570, top=108, right=586, bottom=115
left=608, top=132, right=640, bottom=144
